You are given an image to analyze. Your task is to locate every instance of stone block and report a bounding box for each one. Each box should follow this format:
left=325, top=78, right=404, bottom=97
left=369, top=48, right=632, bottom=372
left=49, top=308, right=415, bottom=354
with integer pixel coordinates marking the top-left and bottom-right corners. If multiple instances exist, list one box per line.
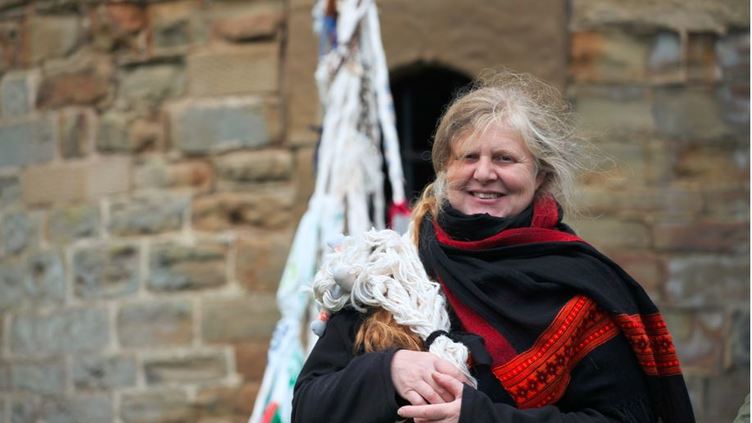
left=192, top=187, right=295, bottom=231
left=47, top=204, right=100, bottom=243
left=10, top=396, right=40, bottom=423
left=40, top=394, right=113, bottom=423
left=210, top=2, right=283, bottom=41
left=568, top=218, right=651, bottom=250
left=59, top=107, right=95, bottom=159
left=148, top=241, right=227, bottom=292
left=96, top=111, right=131, bottom=152
left=21, top=157, right=131, bottom=206
left=0, top=174, right=21, bottom=208
left=72, top=354, right=137, bottom=390
left=570, top=30, right=650, bottom=83
left=575, top=186, right=704, bottom=220
left=234, top=342, right=269, bottom=381
left=703, top=188, right=750, bottom=220
left=104, top=3, right=147, bottom=34
left=36, top=53, right=113, bottom=109
left=10, top=307, right=110, bottom=356
left=215, top=149, right=293, bottom=185
left=653, top=221, right=748, bottom=253
left=293, top=146, right=316, bottom=216
left=22, top=15, right=80, bottom=65
left=0, top=21, right=21, bottom=72
left=1, top=210, right=34, bottom=255
left=0, top=258, right=23, bottom=312
left=704, top=368, right=750, bottom=422
left=115, top=63, right=184, bottom=114
left=195, top=383, right=256, bottom=420
left=664, top=309, right=725, bottom=373
left=729, top=309, right=750, bottom=367
left=10, top=360, right=65, bottom=395
left=117, top=300, right=193, bottom=348
left=202, top=295, right=279, bottom=343
left=134, top=158, right=213, bottom=193
left=717, top=31, right=750, bottom=82
left=187, top=43, right=278, bottom=96
left=570, top=0, right=749, bottom=32
left=24, top=249, right=66, bottom=304
left=128, top=118, right=164, bottom=152
left=1, top=69, right=40, bottom=117
left=666, top=255, right=749, bottom=307
left=0, top=114, right=57, bottom=168
left=168, top=97, right=278, bottom=154
left=143, top=351, right=228, bottom=385
left=686, top=33, right=721, bottom=82
left=647, top=31, right=682, bottom=83
left=284, top=7, right=320, bottom=146
left=73, top=243, right=139, bottom=299
left=608, top=251, right=664, bottom=302
left=108, top=195, right=188, bottom=236
left=673, top=143, right=748, bottom=184
left=653, top=86, right=731, bottom=140
left=120, top=388, right=191, bottom=423
left=235, top=230, right=292, bottom=292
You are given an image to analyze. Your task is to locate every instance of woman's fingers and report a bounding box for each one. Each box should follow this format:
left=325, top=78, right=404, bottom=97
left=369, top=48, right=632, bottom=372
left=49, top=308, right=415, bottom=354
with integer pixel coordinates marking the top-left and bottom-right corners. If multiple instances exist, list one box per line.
left=403, top=390, right=427, bottom=406
left=432, top=372, right=464, bottom=397
left=398, top=403, right=454, bottom=421
left=434, top=359, right=472, bottom=386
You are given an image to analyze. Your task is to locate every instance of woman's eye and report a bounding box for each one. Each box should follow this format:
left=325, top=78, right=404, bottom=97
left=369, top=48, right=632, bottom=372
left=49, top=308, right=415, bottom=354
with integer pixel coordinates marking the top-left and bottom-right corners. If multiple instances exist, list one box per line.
left=462, top=153, right=479, bottom=161
left=494, top=155, right=514, bottom=163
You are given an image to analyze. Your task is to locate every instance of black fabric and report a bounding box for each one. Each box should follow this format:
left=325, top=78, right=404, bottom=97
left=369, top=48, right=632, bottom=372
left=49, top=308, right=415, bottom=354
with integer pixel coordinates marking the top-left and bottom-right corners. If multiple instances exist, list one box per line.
left=437, top=201, right=533, bottom=241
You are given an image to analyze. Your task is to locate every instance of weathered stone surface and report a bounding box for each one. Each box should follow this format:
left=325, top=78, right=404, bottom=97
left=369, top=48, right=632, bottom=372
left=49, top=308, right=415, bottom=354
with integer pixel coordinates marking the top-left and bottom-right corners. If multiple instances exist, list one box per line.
left=72, top=354, right=137, bottom=390
left=97, top=111, right=131, bottom=152
left=134, top=158, right=213, bottom=193
left=647, top=31, right=682, bottom=83
left=195, top=383, right=256, bottom=421
left=717, top=31, right=750, bottom=82
left=215, top=149, right=293, bottom=184
left=575, top=186, right=704, bottom=219
left=729, top=309, right=750, bottom=367
left=10, top=360, right=65, bottom=395
left=666, top=255, right=748, bottom=307
left=567, top=218, right=651, bottom=250
left=664, top=309, right=725, bottom=372
left=144, top=351, right=228, bottom=385
left=673, top=143, right=748, bottom=183
left=234, top=342, right=269, bottom=380
left=120, top=388, right=191, bottom=423
left=47, top=204, right=100, bottom=243
left=1, top=69, right=40, bottom=117
left=570, top=30, right=650, bottom=83
left=0, top=21, right=21, bottom=72
left=235, top=230, right=292, bottom=292
left=10, top=396, right=41, bottom=423
left=0, top=258, right=23, bottom=311
left=570, top=0, right=749, bottom=32
left=704, top=367, right=750, bottom=422
left=210, top=2, right=283, bottom=41
left=128, top=118, right=164, bottom=152
left=117, top=301, right=193, bottom=348
left=187, top=43, right=278, bottom=96
left=147, top=1, right=205, bottom=56
left=285, top=6, right=320, bottom=146
left=116, top=63, right=184, bottom=114
left=37, top=53, right=113, bottom=109
left=0, top=114, right=57, bottom=168
left=686, top=33, right=721, bottom=82
left=109, top=195, right=188, bottom=236
left=104, top=3, right=147, bottom=34
left=192, top=187, right=295, bottom=231
left=22, top=15, right=80, bottom=65
left=0, top=174, right=20, bottom=208
left=1, top=210, right=34, bottom=255
left=59, top=107, right=95, bottom=158
left=40, top=395, right=113, bottom=423
left=571, top=85, right=654, bottom=138
left=609, top=252, right=664, bottom=301
left=703, top=188, right=750, bottom=220
left=10, top=307, right=110, bottom=356
left=653, top=221, right=749, bottom=253
left=73, top=244, right=139, bottom=299
left=653, top=86, right=731, bottom=140
left=202, top=295, right=278, bottom=343
left=293, top=146, right=316, bottom=216
left=149, top=241, right=226, bottom=291
left=168, top=97, right=278, bottom=154
left=24, top=249, right=65, bottom=304
left=21, top=157, right=131, bottom=206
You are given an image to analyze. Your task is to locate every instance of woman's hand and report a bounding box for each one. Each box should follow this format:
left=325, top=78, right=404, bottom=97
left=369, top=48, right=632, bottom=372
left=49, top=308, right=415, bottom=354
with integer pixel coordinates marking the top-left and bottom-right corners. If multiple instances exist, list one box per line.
left=390, top=350, right=470, bottom=405
left=398, top=372, right=463, bottom=423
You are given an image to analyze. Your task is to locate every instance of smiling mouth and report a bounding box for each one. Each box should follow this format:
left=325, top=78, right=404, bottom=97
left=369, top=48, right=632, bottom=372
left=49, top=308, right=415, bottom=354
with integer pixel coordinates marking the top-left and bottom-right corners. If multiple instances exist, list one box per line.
left=470, top=191, right=503, bottom=200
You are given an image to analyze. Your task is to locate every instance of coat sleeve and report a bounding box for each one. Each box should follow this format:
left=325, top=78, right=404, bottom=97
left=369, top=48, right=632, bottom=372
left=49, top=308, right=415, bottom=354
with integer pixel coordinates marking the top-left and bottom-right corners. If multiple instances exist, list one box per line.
left=291, top=309, right=401, bottom=423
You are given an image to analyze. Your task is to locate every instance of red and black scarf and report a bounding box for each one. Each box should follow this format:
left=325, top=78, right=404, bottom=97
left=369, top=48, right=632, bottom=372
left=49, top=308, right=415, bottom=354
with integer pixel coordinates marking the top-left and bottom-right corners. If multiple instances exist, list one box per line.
left=418, top=196, right=695, bottom=422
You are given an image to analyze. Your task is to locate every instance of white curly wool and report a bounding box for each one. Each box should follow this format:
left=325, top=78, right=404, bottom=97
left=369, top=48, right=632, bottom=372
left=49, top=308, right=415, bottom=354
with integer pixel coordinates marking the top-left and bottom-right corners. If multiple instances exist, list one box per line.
left=311, top=229, right=477, bottom=387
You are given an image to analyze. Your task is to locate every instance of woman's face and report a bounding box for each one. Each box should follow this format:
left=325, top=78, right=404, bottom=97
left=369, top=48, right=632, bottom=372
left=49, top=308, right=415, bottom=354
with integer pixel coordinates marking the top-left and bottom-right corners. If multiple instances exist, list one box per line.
left=445, top=123, right=542, bottom=218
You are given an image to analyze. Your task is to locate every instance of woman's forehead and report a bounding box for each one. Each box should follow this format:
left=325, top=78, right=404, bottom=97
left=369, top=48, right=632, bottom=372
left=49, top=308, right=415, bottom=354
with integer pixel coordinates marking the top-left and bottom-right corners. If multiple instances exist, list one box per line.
left=451, top=123, right=526, bottom=152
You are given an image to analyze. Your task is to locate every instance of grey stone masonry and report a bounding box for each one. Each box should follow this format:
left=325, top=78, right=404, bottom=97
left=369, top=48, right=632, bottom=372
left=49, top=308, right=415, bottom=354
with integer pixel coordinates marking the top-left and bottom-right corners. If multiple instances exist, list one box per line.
left=1, top=70, right=40, bottom=117
left=143, top=351, right=228, bottom=385
left=148, top=241, right=227, bottom=291
left=117, top=300, right=193, bottom=348
left=215, top=149, right=293, bottom=184
left=47, top=203, right=100, bottom=243
left=202, top=295, right=278, bottom=343
left=10, top=307, right=110, bottom=356
left=120, top=388, right=191, bottom=423
left=73, top=243, right=139, bottom=299
left=39, top=394, right=113, bottom=423
left=10, top=360, right=66, bottom=395
left=24, top=249, right=66, bottom=305
left=1, top=209, right=34, bottom=255
left=0, top=258, right=23, bottom=312
left=108, top=195, right=188, bottom=236
left=72, top=354, right=137, bottom=390
left=0, top=115, right=56, bottom=168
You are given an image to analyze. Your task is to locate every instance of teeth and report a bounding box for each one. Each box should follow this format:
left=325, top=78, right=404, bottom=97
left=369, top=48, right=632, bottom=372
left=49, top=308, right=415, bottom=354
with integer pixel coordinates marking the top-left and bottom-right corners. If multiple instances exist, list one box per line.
left=473, top=192, right=501, bottom=199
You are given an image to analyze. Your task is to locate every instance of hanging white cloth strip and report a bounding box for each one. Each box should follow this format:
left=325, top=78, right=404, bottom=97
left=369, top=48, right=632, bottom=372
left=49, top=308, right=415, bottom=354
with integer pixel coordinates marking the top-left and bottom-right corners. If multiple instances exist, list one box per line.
left=248, top=1, right=408, bottom=422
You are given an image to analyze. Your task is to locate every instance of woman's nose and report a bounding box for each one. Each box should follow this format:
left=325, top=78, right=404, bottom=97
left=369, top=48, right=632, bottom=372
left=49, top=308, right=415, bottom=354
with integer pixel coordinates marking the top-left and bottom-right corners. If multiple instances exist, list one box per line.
left=473, top=157, right=498, bottom=182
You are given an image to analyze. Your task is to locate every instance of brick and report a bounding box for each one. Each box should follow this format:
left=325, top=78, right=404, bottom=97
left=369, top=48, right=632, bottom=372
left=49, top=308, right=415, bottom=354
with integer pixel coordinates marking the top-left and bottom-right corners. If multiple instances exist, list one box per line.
left=116, top=63, right=184, bottom=115
left=664, top=309, right=725, bottom=373
left=10, top=307, right=110, bottom=356
left=1, top=209, right=34, bottom=255
left=210, top=2, right=283, bottom=41
left=215, top=149, right=293, bottom=185
left=120, top=388, right=191, bottom=423
left=72, top=354, right=137, bottom=390
left=117, top=301, right=193, bottom=348
left=653, top=85, right=731, bottom=140
left=666, top=255, right=748, bottom=307
left=22, top=15, right=80, bottom=65
left=568, top=218, right=651, bottom=250
left=24, top=249, right=66, bottom=304
left=144, top=351, right=228, bottom=385
left=73, top=243, right=139, bottom=299
left=192, top=188, right=295, bottom=231
left=59, top=107, right=95, bottom=159
left=21, top=157, right=131, bottom=206
left=1, top=69, right=40, bottom=117
left=108, top=195, right=188, bottom=236
left=195, top=383, right=256, bottom=420
left=147, top=0, right=204, bottom=56
left=36, top=53, right=113, bottom=109
left=10, top=360, right=65, bottom=395
left=234, top=342, right=269, bottom=381
left=0, top=114, right=57, bottom=168
left=187, top=43, right=278, bottom=96
left=40, top=394, right=113, bottom=423
left=729, top=309, right=750, bottom=367
left=47, top=203, right=100, bottom=243
left=168, top=97, right=279, bottom=154
left=202, top=295, right=279, bottom=343
left=235, top=230, right=292, bottom=292
left=705, top=368, right=750, bottom=422
left=134, top=158, right=213, bottom=193
left=653, top=220, right=748, bottom=253
left=148, top=241, right=227, bottom=291
left=570, top=30, right=650, bottom=83
left=647, top=31, right=682, bottom=83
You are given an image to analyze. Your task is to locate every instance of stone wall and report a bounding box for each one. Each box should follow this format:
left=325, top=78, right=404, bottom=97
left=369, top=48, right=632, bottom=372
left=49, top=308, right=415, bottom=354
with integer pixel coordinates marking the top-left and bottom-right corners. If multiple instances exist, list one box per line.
left=0, top=1, right=748, bottom=423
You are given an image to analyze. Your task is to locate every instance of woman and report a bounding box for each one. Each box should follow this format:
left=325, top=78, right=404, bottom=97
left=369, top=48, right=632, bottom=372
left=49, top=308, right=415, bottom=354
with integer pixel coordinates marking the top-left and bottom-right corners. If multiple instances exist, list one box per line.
left=292, top=71, right=695, bottom=422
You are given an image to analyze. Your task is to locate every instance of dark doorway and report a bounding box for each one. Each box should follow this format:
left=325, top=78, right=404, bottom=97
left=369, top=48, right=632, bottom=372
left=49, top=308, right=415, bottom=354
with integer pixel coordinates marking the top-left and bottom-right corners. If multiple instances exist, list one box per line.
left=390, top=64, right=472, bottom=203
